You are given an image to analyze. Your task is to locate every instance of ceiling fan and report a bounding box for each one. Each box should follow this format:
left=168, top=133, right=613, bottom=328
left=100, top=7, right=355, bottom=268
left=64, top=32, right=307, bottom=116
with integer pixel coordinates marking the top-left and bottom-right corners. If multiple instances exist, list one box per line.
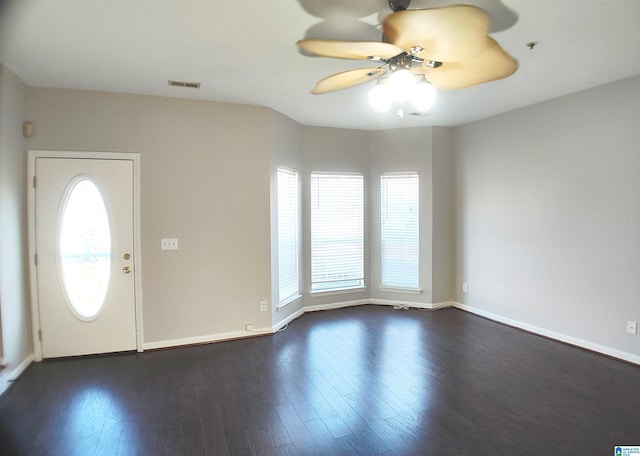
left=297, top=0, right=518, bottom=102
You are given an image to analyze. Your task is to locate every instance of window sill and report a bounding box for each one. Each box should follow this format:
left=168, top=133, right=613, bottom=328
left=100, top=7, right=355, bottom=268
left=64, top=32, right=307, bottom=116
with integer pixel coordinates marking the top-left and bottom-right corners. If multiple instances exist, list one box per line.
left=379, top=286, right=422, bottom=295
left=310, top=286, right=367, bottom=297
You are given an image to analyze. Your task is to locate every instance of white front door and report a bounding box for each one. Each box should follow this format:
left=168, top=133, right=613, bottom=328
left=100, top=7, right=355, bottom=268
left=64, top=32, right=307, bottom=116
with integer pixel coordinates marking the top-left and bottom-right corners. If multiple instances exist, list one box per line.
left=34, top=156, right=138, bottom=358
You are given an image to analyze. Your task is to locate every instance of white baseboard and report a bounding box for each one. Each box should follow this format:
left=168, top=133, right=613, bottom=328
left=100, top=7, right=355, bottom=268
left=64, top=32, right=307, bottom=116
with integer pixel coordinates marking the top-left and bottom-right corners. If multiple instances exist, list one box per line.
left=431, top=300, right=456, bottom=310
left=454, top=302, right=640, bottom=366
left=143, top=326, right=272, bottom=351
left=0, top=354, right=34, bottom=396
left=370, top=299, right=454, bottom=310
left=113, top=299, right=640, bottom=367
left=143, top=298, right=441, bottom=350
left=20, top=297, right=639, bottom=379
left=273, top=307, right=305, bottom=332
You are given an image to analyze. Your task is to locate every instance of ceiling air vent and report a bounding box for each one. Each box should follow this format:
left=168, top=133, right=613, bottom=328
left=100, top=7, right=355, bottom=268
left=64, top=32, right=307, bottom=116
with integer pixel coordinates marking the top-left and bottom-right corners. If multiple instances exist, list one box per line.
left=168, top=80, right=201, bottom=89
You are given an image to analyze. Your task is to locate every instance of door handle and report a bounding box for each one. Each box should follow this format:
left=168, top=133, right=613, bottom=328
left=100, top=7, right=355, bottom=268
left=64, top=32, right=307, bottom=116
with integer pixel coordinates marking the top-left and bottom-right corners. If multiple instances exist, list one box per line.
left=123, top=266, right=132, bottom=274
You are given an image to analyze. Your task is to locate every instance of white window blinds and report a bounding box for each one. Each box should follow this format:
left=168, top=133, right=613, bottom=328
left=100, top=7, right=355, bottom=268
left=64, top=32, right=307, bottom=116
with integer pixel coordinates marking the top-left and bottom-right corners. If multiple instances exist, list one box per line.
left=311, top=173, right=364, bottom=292
left=381, top=172, right=419, bottom=289
left=277, top=167, right=300, bottom=304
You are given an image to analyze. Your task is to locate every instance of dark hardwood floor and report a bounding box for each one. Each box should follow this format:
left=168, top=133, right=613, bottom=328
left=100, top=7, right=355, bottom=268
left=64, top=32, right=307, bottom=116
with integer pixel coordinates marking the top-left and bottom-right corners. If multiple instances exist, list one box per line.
left=1, top=306, right=639, bottom=455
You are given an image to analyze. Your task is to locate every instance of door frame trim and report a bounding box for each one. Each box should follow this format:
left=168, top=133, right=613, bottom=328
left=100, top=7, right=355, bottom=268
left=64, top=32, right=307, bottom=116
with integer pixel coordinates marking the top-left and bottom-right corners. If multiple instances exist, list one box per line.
left=27, top=150, right=144, bottom=361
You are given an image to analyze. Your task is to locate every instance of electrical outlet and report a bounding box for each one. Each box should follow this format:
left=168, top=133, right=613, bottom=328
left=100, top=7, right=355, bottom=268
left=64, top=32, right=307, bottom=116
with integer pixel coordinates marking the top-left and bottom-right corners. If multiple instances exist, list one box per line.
left=463, top=282, right=468, bottom=293
left=161, top=238, right=178, bottom=250
left=260, top=300, right=268, bottom=312
left=246, top=324, right=254, bottom=331
left=627, top=321, right=637, bottom=335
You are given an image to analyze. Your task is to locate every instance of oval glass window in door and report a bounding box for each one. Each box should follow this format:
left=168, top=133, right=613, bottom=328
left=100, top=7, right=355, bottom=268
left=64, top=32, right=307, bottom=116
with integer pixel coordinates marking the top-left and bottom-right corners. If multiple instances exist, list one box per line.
left=59, top=178, right=111, bottom=320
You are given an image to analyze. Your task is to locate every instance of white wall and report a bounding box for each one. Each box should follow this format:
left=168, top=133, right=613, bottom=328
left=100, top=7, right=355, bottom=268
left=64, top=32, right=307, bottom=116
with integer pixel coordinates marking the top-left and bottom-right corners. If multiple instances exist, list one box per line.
left=0, top=64, right=32, bottom=393
left=25, top=89, right=275, bottom=345
left=454, top=75, right=640, bottom=362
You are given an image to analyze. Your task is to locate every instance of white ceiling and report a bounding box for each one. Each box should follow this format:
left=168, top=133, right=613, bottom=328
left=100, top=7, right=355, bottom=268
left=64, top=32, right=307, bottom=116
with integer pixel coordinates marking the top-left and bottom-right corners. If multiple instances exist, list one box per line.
left=1, top=0, right=639, bottom=131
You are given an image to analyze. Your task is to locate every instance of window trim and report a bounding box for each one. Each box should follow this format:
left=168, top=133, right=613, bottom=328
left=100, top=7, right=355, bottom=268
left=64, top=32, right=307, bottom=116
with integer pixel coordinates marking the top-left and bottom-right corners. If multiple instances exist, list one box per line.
left=310, top=171, right=365, bottom=294
left=378, top=286, right=422, bottom=294
left=380, top=171, right=420, bottom=290
left=276, top=166, right=301, bottom=306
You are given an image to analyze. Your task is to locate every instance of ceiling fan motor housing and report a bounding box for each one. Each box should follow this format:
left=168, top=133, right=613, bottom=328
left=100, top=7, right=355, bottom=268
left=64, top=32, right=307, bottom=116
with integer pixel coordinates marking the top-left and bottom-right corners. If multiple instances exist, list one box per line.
left=389, top=54, right=414, bottom=71
left=389, top=0, right=411, bottom=12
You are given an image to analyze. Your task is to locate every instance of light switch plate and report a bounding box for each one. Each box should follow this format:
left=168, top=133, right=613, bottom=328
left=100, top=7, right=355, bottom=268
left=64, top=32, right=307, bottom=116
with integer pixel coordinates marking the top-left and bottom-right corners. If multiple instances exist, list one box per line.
left=161, top=238, right=178, bottom=250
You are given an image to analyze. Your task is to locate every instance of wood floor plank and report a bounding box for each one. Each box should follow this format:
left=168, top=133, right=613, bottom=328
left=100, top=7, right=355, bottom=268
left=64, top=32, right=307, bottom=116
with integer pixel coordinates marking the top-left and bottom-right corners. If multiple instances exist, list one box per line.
left=276, top=403, right=317, bottom=452
left=296, top=374, right=352, bottom=439
left=322, top=393, right=371, bottom=435
left=335, top=426, right=391, bottom=456
left=281, top=381, right=320, bottom=422
left=302, top=417, right=345, bottom=456
left=0, top=306, right=638, bottom=455
left=196, top=382, right=231, bottom=455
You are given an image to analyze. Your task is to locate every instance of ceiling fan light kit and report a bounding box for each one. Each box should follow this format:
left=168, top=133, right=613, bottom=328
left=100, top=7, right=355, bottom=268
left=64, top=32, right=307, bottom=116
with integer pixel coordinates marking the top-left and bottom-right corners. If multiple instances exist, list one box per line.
left=388, top=69, right=416, bottom=102
left=297, top=0, right=518, bottom=118
left=368, top=82, right=393, bottom=112
left=412, top=77, right=437, bottom=111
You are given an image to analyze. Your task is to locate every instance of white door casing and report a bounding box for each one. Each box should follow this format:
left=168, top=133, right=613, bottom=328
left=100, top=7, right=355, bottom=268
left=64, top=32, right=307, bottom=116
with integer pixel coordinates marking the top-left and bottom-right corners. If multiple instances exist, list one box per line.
left=27, top=151, right=143, bottom=360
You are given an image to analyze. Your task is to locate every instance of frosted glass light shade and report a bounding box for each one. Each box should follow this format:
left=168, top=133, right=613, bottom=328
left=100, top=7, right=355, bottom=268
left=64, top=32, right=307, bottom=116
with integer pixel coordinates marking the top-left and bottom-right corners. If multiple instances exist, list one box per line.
left=388, top=69, right=415, bottom=102
left=369, top=83, right=392, bottom=112
left=412, top=81, right=436, bottom=111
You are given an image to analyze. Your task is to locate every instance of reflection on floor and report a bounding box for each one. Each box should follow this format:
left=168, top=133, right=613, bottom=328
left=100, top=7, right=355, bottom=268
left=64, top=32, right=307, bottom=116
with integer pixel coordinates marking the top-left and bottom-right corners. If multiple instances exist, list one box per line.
left=0, top=306, right=639, bottom=455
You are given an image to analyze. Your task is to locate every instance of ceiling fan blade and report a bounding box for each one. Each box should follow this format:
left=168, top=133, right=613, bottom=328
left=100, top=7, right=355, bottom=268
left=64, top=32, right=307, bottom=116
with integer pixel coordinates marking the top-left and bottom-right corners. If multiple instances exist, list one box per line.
left=297, top=39, right=404, bottom=60
left=311, top=67, right=388, bottom=94
left=383, top=5, right=491, bottom=61
left=422, top=37, right=518, bottom=89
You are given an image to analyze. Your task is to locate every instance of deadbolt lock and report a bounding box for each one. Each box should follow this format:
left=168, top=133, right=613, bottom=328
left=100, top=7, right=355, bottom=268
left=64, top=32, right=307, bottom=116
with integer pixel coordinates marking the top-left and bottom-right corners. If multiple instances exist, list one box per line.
left=123, top=253, right=131, bottom=260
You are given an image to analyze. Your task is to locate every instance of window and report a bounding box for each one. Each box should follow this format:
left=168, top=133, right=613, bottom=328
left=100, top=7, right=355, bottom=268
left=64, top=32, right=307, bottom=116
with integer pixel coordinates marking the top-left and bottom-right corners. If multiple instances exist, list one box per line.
left=60, top=178, right=111, bottom=320
left=277, top=167, right=300, bottom=305
left=311, top=173, right=364, bottom=292
left=381, top=172, right=419, bottom=289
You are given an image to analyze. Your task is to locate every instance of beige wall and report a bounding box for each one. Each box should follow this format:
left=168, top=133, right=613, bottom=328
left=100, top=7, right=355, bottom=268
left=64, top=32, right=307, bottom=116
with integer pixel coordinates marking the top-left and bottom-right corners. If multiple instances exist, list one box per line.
left=25, top=89, right=274, bottom=343
left=0, top=64, right=32, bottom=383
left=454, top=75, right=640, bottom=359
